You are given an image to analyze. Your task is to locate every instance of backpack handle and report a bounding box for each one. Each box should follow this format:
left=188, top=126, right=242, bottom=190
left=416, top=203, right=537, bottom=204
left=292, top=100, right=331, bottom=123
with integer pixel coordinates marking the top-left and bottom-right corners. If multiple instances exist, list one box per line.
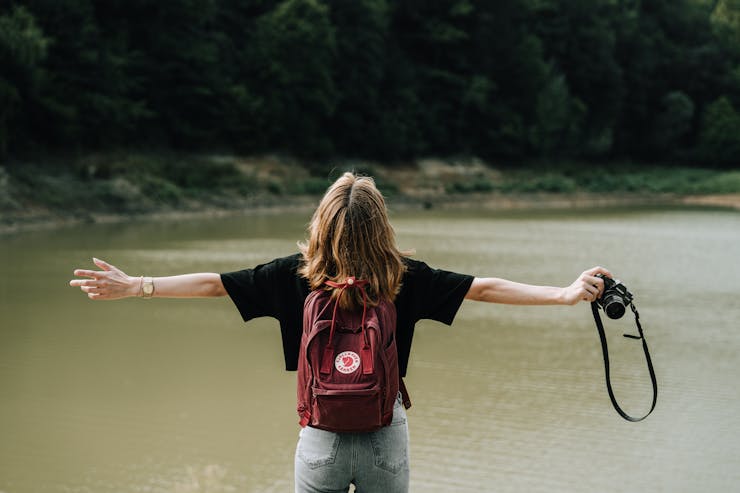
left=320, top=277, right=373, bottom=375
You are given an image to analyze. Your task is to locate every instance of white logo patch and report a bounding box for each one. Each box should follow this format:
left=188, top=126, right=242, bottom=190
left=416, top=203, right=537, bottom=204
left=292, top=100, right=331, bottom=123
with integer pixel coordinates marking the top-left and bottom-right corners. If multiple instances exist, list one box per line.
left=335, top=351, right=361, bottom=374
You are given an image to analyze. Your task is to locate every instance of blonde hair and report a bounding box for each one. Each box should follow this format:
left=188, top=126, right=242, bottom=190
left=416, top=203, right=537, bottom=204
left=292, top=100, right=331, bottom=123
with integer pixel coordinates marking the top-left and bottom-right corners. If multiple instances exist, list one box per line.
left=299, top=172, right=407, bottom=310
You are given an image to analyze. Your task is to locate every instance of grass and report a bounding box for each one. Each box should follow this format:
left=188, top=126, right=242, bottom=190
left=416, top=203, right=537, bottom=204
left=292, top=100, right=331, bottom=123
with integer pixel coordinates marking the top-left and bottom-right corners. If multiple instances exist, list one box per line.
left=444, top=164, right=740, bottom=196
left=2, top=153, right=265, bottom=214
left=1, top=154, right=738, bottom=218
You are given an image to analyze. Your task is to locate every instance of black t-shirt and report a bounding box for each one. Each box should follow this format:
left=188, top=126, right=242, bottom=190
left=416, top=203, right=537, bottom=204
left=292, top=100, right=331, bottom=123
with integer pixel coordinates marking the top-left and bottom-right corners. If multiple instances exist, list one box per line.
left=220, top=253, right=474, bottom=377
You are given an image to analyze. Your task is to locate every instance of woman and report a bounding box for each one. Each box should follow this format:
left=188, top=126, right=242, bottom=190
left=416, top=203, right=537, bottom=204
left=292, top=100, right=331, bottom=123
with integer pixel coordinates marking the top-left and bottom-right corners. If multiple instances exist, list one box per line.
left=70, top=172, right=611, bottom=493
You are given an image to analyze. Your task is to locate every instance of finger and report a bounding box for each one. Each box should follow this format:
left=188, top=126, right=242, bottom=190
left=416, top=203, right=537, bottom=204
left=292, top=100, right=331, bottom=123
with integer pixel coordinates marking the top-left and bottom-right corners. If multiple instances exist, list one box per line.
left=582, top=283, right=599, bottom=298
left=584, top=275, right=605, bottom=290
left=81, top=286, right=103, bottom=294
left=581, top=288, right=598, bottom=302
left=70, top=279, right=101, bottom=288
left=88, top=291, right=112, bottom=300
left=584, top=281, right=599, bottom=293
left=73, top=269, right=103, bottom=279
left=577, top=280, right=600, bottom=301
left=93, top=257, right=117, bottom=272
left=585, top=265, right=612, bottom=278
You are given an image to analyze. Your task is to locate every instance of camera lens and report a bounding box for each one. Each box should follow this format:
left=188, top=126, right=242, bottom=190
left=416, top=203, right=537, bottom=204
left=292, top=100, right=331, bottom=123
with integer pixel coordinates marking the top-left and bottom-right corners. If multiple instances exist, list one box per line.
left=603, top=295, right=626, bottom=319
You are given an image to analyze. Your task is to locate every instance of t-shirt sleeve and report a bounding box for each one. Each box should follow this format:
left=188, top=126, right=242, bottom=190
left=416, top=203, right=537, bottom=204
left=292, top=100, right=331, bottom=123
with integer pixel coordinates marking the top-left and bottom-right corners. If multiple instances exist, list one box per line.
left=220, top=258, right=287, bottom=322
left=405, top=259, right=474, bottom=325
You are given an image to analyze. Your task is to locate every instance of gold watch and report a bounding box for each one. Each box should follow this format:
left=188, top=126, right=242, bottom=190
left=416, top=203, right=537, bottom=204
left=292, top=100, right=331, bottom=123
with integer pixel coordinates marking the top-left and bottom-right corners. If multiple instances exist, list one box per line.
left=142, top=277, right=154, bottom=298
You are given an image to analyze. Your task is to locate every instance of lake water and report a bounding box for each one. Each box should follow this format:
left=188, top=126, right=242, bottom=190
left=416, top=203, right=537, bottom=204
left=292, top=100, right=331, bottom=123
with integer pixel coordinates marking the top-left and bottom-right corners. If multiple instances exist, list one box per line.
left=1, top=206, right=739, bottom=493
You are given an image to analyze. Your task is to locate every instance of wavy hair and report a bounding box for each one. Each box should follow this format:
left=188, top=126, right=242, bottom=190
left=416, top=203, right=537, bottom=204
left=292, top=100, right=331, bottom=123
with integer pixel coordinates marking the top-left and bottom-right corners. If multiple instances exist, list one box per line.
left=298, top=172, right=407, bottom=310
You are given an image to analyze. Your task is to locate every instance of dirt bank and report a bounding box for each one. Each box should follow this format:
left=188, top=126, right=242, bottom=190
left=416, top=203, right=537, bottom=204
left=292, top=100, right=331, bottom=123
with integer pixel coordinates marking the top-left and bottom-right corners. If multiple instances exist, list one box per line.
left=680, top=194, right=740, bottom=209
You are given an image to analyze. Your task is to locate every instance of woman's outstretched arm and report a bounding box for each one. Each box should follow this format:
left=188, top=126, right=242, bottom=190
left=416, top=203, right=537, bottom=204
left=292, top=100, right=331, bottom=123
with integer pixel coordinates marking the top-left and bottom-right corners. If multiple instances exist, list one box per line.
left=69, top=258, right=227, bottom=300
left=465, top=266, right=612, bottom=305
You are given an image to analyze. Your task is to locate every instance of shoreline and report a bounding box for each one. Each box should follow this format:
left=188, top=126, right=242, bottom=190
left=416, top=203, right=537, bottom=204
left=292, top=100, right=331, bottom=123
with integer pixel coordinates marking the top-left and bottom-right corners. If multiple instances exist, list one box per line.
left=3, top=191, right=738, bottom=236
left=3, top=156, right=739, bottom=235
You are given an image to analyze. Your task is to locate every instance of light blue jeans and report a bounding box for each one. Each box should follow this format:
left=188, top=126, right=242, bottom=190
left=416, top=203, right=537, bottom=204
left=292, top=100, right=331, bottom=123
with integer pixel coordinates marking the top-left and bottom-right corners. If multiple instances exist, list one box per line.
left=294, top=395, right=410, bottom=493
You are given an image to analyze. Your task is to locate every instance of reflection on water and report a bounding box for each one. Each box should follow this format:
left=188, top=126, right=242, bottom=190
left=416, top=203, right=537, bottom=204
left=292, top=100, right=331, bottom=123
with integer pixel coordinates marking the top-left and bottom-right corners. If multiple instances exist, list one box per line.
left=1, top=207, right=739, bottom=492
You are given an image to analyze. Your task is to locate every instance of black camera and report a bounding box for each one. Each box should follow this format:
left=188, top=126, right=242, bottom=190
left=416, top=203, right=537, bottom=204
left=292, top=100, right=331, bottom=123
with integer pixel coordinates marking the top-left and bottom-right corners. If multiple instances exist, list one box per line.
left=595, top=274, right=634, bottom=319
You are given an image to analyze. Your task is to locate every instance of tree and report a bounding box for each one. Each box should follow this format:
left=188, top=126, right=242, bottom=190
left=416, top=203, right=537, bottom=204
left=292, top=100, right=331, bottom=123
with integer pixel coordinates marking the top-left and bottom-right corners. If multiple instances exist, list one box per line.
left=711, top=0, right=740, bottom=44
left=698, top=96, right=740, bottom=166
left=389, top=0, right=549, bottom=159
left=213, top=1, right=276, bottom=152
left=14, top=0, right=155, bottom=150
left=0, top=5, right=48, bottom=156
left=529, top=64, right=586, bottom=157
left=251, top=0, right=337, bottom=157
left=114, top=0, right=229, bottom=148
left=710, top=0, right=740, bottom=111
left=612, top=0, right=729, bottom=160
left=652, top=91, right=695, bottom=157
left=323, top=0, right=390, bottom=158
left=1, top=0, right=739, bottom=164
left=530, top=0, right=622, bottom=157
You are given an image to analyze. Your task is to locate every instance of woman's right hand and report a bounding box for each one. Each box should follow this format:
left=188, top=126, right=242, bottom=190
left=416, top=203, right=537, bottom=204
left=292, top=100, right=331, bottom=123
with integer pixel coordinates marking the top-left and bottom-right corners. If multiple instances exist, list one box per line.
left=561, top=266, right=613, bottom=305
left=69, top=258, right=139, bottom=300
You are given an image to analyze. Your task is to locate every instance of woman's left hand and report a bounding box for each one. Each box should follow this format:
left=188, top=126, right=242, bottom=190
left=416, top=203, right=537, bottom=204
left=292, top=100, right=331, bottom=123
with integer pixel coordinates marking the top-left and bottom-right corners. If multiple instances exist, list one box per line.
left=562, top=266, right=613, bottom=305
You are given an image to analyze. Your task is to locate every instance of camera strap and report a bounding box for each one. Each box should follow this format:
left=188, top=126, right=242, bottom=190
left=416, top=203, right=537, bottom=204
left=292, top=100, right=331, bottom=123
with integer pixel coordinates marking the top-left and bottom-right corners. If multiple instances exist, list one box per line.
left=591, top=302, right=658, bottom=422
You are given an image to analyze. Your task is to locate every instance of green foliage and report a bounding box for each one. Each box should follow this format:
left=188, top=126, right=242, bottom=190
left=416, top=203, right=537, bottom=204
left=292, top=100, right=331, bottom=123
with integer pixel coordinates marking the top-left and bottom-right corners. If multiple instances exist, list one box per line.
left=455, top=164, right=740, bottom=195
left=531, top=0, right=622, bottom=155
left=251, top=0, right=337, bottom=157
left=0, top=0, right=738, bottom=168
left=652, top=91, right=695, bottom=156
left=324, top=0, right=390, bottom=157
left=446, top=178, right=495, bottom=194
left=698, top=96, right=740, bottom=166
left=0, top=5, right=49, bottom=156
left=611, top=0, right=727, bottom=160
left=286, top=177, right=332, bottom=195
left=492, top=172, right=577, bottom=193
left=0, top=5, right=48, bottom=65
left=686, top=170, right=740, bottom=193
left=136, top=175, right=183, bottom=206
left=529, top=65, right=586, bottom=157
left=711, top=0, right=740, bottom=44
left=162, top=160, right=245, bottom=190
left=3, top=152, right=266, bottom=213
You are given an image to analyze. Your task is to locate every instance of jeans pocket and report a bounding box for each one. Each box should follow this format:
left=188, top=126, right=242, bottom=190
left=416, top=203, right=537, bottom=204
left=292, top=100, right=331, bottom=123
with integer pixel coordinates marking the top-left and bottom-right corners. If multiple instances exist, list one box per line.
left=297, top=426, right=341, bottom=470
left=369, top=409, right=409, bottom=474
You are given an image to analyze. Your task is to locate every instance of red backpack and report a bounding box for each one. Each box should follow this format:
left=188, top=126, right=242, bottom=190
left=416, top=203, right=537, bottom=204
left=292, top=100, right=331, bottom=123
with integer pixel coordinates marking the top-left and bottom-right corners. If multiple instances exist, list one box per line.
left=297, top=277, right=400, bottom=433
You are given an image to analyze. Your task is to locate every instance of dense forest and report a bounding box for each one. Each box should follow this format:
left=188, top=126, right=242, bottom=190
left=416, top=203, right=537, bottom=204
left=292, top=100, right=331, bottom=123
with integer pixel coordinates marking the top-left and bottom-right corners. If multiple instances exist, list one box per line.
left=2, top=0, right=740, bottom=166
